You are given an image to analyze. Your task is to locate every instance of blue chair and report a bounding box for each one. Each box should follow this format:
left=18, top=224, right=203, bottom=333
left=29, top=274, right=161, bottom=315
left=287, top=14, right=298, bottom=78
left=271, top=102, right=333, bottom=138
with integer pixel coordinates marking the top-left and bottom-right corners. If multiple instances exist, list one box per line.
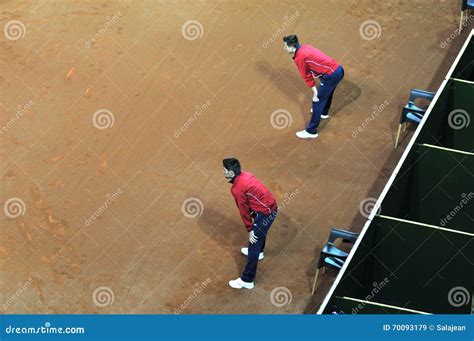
left=460, top=0, right=474, bottom=31
left=311, top=228, right=360, bottom=294
left=394, top=89, right=435, bottom=149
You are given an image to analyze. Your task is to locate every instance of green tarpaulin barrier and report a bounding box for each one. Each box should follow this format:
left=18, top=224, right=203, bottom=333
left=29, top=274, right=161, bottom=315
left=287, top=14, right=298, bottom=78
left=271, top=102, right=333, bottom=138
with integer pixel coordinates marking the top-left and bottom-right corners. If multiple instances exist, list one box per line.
left=415, top=80, right=474, bottom=153
left=382, top=144, right=473, bottom=233
left=328, top=216, right=473, bottom=314
left=452, top=36, right=474, bottom=81
left=321, top=31, right=474, bottom=315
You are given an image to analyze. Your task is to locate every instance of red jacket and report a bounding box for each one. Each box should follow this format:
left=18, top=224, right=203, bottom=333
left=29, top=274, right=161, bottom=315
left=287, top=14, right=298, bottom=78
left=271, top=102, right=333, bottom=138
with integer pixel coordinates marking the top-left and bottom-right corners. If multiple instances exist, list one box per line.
left=230, top=171, right=277, bottom=231
left=293, top=44, right=340, bottom=87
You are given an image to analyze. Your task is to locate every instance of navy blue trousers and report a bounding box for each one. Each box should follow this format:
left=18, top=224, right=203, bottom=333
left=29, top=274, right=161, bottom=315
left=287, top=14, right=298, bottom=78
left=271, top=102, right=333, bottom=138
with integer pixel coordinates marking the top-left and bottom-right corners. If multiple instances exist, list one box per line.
left=241, top=211, right=277, bottom=283
left=306, top=65, right=344, bottom=134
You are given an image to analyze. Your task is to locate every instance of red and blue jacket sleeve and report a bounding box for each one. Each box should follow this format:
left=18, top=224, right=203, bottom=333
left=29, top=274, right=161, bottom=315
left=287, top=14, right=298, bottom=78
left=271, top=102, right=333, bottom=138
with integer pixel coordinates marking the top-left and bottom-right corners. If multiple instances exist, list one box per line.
left=231, top=188, right=253, bottom=231
left=295, top=56, right=316, bottom=87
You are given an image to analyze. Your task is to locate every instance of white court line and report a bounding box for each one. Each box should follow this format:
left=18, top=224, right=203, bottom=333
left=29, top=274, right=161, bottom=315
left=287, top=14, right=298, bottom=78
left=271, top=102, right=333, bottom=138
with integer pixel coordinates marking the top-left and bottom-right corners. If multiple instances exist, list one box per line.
left=378, top=215, right=474, bottom=237
left=421, top=143, right=474, bottom=156
left=340, top=296, right=431, bottom=315
left=450, top=78, right=474, bottom=84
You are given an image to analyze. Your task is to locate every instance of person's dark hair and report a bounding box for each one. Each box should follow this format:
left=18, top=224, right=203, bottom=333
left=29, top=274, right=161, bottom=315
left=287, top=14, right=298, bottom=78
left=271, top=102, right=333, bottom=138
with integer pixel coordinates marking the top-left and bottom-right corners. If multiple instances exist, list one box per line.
left=283, top=35, right=299, bottom=47
left=223, top=158, right=241, bottom=176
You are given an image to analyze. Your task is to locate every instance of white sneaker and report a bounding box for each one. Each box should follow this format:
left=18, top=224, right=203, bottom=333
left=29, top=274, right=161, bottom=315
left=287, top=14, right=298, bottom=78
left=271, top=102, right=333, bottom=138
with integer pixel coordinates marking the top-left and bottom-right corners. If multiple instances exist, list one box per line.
left=296, top=130, right=319, bottom=139
left=241, top=247, right=264, bottom=260
left=229, top=277, right=254, bottom=289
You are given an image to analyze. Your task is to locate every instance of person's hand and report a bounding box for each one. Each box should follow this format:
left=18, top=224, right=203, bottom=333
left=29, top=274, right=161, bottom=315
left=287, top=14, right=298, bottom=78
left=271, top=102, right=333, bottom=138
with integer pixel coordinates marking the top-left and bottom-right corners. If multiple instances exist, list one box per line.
left=312, top=86, right=319, bottom=102
left=249, top=230, right=258, bottom=244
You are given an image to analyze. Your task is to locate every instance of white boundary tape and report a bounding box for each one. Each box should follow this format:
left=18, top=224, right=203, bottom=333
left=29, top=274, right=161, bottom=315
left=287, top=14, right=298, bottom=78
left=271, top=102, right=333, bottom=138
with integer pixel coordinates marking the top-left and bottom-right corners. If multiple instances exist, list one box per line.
left=378, top=214, right=474, bottom=237
left=340, top=296, right=432, bottom=315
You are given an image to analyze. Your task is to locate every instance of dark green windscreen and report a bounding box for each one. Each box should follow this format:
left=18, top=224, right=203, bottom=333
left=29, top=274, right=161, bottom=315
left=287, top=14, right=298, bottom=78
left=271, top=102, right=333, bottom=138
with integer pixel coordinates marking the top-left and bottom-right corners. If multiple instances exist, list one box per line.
left=415, top=80, right=474, bottom=152
left=322, top=33, right=473, bottom=315
left=329, top=217, right=473, bottom=314
left=452, top=36, right=473, bottom=81
left=381, top=144, right=473, bottom=233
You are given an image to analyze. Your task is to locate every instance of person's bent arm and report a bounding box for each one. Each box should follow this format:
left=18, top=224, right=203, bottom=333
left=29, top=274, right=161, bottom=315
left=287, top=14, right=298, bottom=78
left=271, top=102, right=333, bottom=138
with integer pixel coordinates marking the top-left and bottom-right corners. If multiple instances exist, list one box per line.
left=296, top=58, right=316, bottom=88
left=232, top=189, right=253, bottom=231
left=296, top=58, right=318, bottom=101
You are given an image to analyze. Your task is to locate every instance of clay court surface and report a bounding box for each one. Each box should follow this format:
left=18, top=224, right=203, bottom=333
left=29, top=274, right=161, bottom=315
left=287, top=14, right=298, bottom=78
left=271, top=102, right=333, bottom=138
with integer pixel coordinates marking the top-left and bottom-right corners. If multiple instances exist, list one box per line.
left=0, top=1, right=468, bottom=313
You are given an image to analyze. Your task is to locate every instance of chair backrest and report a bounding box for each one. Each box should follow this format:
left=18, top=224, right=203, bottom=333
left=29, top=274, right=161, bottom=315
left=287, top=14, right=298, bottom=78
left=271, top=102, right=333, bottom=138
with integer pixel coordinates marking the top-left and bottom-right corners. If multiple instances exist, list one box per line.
left=408, top=89, right=435, bottom=103
left=462, top=0, right=474, bottom=10
left=327, top=228, right=359, bottom=245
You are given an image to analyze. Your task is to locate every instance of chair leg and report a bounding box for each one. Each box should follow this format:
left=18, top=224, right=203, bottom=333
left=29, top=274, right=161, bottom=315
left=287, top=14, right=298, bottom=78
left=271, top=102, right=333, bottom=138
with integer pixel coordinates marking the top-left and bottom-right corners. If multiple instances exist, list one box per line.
left=394, top=124, right=402, bottom=149
left=311, top=268, right=320, bottom=295
left=459, top=11, right=463, bottom=31
left=403, top=122, right=408, bottom=132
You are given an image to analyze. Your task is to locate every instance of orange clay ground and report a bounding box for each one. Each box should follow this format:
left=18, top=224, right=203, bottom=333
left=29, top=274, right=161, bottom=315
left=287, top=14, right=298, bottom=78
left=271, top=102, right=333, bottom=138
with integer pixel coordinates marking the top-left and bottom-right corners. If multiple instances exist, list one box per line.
left=0, top=0, right=469, bottom=313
